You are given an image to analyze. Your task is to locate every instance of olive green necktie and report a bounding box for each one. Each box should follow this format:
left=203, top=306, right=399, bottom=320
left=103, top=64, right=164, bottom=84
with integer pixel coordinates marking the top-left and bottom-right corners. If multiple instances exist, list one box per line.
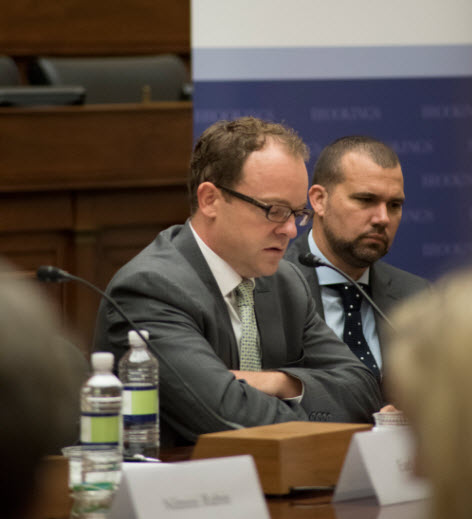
left=235, top=279, right=261, bottom=371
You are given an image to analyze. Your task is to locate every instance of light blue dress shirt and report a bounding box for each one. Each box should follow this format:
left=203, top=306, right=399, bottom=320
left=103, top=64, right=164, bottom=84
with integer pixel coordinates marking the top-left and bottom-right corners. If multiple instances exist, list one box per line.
left=308, top=233, right=382, bottom=370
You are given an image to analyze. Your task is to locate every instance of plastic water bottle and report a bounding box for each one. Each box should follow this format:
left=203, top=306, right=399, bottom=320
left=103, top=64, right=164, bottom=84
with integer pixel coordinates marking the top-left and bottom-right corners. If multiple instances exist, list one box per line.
left=77, top=352, right=123, bottom=517
left=81, top=352, right=123, bottom=454
left=119, top=330, right=160, bottom=459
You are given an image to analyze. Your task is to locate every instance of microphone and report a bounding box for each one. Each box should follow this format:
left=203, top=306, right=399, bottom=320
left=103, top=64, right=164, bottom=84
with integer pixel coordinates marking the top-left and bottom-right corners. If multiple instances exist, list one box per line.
left=37, top=265, right=152, bottom=349
left=37, top=265, right=70, bottom=283
left=298, top=253, right=395, bottom=331
left=37, top=265, right=243, bottom=433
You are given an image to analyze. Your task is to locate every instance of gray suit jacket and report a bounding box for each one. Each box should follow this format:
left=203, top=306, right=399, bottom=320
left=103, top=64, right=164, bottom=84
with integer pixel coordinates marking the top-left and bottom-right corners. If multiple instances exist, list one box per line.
left=94, top=222, right=382, bottom=447
left=285, top=231, right=431, bottom=362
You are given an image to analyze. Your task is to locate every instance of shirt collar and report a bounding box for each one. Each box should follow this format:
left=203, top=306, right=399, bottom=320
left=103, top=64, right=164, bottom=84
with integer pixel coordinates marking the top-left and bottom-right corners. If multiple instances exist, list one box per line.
left=308, top=231, right=370, bottom=286
left=189, top=222, right=249, bottom=297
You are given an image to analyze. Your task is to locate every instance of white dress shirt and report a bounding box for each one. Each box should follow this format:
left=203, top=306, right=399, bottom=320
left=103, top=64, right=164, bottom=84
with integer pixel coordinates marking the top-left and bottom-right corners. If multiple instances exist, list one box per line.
left=189, top=223, right=250, bottom=354
left=190, top=222, right=304, bottom=402
left=308, top=233, right=382, bottom=370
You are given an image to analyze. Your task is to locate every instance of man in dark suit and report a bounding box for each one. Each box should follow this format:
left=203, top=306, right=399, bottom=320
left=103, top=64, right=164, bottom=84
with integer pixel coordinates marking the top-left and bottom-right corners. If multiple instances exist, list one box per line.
left=285, top=136, right=429, bottom=386
left=94, top=118, right=382, bottom=447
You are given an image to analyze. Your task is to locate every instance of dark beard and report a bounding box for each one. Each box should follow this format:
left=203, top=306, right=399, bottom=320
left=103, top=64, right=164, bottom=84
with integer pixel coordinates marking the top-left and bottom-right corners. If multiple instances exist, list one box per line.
left=324, top=226, right=389, bottom=269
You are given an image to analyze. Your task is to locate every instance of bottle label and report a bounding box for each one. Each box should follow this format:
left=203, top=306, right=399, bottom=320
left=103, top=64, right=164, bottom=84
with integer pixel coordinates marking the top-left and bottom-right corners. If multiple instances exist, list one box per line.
left=122, top=386, right=158, bottom=420
left=81, top=413, right=120, bottom=445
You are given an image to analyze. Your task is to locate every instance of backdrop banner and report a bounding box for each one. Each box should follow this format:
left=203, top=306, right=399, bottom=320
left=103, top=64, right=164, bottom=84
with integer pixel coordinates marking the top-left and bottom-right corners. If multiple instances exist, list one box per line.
left=192, top=2, right=472, bottom=280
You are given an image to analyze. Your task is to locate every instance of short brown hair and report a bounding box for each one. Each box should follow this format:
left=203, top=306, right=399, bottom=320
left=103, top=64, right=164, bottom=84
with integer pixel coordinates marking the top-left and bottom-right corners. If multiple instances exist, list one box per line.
left=312, top=135, right=400, bottom=188
left=188, top=117, right=309, bottom=214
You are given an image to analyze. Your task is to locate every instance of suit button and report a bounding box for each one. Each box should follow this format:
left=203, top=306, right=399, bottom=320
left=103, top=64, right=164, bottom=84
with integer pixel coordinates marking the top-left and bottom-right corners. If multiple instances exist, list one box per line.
left=309, top=411, right=331, bottom=421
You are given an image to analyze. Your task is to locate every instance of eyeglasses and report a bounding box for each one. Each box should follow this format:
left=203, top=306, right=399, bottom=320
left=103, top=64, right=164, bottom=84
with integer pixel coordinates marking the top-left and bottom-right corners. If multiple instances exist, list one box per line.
left=215, top=185, right=314, bottom=226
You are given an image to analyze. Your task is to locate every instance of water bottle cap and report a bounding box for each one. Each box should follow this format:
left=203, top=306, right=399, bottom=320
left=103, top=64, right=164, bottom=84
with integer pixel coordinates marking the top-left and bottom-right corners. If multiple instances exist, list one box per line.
left=91, top=352, right=114, bottom=371
left=128, top=329, right=149, bottom=347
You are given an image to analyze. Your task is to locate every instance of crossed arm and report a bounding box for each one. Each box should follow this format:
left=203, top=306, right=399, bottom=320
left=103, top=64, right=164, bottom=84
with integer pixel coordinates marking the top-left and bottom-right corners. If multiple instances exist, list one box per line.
left=231, top=370, right=396, bottom=414
left=230, top=370, right=303, bottom=399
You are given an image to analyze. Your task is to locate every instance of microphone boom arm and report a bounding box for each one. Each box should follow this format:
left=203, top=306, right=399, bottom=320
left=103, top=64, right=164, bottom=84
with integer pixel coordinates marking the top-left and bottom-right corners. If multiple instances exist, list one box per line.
left=36, top=265, right=244, bottom=434
left=298, top=253, right=395, bottom=331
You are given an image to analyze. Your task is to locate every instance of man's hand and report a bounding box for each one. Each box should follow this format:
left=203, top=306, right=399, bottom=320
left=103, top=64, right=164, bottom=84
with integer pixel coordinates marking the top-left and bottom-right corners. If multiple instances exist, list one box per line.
left=230, top=370, right=302, bottom=399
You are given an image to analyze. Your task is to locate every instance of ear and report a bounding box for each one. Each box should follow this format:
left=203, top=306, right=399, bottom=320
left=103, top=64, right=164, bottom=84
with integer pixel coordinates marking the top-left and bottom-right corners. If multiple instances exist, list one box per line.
left=196, top=182, right=221, bottom=218
left=308, top=184, right=328, bottom=216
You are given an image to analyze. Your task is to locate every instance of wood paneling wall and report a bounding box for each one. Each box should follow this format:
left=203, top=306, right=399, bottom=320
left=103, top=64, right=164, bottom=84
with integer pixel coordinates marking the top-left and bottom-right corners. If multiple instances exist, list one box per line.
left=0, top=102, right=192, bottom=354
left=0, top=1, right=192, bottom=355
left=0, top=0, right=190, bottom=56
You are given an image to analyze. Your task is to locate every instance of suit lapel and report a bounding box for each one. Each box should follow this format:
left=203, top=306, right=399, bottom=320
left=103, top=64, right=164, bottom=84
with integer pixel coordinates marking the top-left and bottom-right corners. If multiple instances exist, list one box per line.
left=173, top=222, right=239, bottom=367
left=370, top=263, right=397, bottom=357
left=309, top=271, right=325, bottom=319
left=254, top=277, right=286, bottom=369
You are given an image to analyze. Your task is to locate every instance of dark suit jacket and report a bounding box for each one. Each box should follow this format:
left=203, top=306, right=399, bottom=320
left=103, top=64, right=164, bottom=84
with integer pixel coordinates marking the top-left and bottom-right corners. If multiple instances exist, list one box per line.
left=94, top=222, right=382, bottom=447
left=285, top=230, right=431, bottom=362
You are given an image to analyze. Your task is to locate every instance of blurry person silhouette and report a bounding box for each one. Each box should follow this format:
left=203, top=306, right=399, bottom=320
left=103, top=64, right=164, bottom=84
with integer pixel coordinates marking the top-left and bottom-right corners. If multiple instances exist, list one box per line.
left=387, top=268, right=472, bottom=519
left=0, top=259, right=88, bottom=519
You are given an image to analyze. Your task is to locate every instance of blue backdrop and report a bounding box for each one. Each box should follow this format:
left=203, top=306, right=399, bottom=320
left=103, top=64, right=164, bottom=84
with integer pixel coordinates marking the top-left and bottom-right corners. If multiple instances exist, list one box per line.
left=194, top=76, right=472, bottom=280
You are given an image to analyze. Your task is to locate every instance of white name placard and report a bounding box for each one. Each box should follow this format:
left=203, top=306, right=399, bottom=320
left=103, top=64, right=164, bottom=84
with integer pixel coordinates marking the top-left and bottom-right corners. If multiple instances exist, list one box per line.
left=108, top=455, right=270, bottom=519
left=334, top=496, right=429, bottom=519
left=333, top=427, right=431, bottom=506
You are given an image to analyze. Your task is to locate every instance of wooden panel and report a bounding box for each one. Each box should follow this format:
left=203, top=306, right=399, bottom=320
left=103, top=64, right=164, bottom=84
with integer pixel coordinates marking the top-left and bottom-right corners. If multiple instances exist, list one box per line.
left=98, top=227, right=164, bottom=287
left=0, top=102, right=192, bottom=355
left=0, top=232, right=70, bottom=271
left=70, top=187, right=189, bottom=352
left=75, top=225, right=165, bottom=353
left=90, top=188, right=190, bottom=285
left=0, top=0, right=190, bottom=56
left=74, top=186, right=190, bottom=230
left=0, top=102, right=192, bottom=192
left=0, top=230, right=71, bottom=323
left=0, top=192, right=189, bottom=354
left=0, top=192, right=74, bottom=232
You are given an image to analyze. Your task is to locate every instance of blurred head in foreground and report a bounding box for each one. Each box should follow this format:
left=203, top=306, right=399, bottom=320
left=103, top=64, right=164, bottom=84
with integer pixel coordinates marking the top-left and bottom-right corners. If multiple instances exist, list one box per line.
left=387, top=268, right=472, bottom=519
left=0, top=260, right=87, bottom=519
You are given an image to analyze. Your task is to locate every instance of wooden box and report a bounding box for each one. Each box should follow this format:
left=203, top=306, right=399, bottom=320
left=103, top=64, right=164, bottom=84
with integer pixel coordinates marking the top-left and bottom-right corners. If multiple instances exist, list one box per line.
left=192, top=421, right=372, bottom=495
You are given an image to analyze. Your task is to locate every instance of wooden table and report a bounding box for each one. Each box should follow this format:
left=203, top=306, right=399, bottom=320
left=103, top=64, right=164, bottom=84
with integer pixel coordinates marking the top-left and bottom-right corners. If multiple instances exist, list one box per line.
left=163, top=448, right=428, bottom=519
left=33, top=449, right=428, bottom=519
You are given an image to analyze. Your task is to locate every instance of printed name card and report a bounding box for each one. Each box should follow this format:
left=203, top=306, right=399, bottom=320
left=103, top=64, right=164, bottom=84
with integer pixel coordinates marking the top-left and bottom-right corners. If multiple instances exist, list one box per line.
left=108, top=455, right=270, bottom=519
left=333, top=427, right=431, bottom=506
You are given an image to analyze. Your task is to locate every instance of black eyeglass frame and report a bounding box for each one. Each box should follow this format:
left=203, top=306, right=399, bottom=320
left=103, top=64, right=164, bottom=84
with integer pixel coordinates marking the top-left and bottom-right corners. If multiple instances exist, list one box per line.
left=215, top=184, right=314, bottom=226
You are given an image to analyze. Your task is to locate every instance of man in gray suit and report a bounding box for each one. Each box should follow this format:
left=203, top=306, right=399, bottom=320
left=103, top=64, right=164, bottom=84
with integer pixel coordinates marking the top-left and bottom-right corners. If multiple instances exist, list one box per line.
left=285, top=136, right=429, bottom=388
left=94, top=118, right=382, bottom=447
